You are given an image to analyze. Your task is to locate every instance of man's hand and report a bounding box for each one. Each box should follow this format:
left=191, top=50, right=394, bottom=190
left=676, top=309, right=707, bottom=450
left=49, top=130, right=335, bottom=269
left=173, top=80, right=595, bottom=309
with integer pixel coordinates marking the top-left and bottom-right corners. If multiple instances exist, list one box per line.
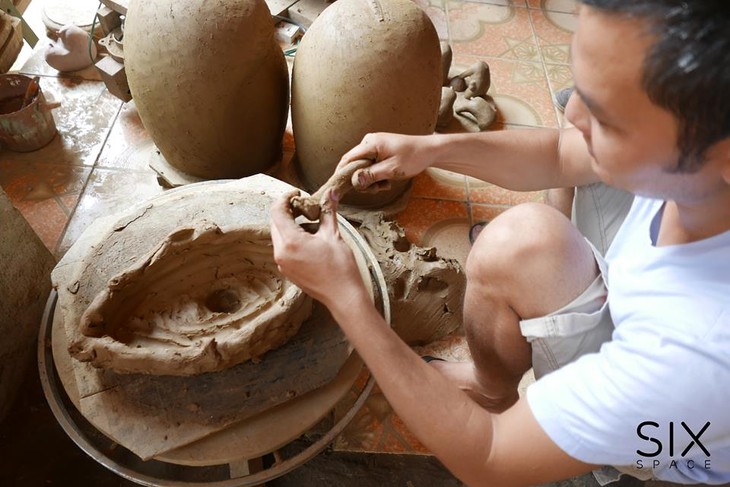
left=270, top=189, right=371, bottom=311
left=338, top=133, right=438, bottom=193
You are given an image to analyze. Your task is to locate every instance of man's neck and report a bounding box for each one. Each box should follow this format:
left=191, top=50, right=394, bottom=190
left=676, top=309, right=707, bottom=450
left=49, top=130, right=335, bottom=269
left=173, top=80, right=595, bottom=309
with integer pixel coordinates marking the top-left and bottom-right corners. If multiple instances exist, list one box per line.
left=657, top=190, right=730, bottom=246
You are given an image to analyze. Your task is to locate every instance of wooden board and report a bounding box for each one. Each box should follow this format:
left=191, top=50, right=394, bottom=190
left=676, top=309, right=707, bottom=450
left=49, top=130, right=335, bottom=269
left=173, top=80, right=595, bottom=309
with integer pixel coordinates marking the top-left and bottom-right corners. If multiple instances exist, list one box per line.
left=51, top=176, right=376, bottom=463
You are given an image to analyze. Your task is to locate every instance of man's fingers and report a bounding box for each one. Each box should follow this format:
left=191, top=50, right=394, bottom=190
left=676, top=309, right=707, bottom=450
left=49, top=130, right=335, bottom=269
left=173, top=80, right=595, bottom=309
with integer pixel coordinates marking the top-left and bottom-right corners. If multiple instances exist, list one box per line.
left=352, top=165, right=397, bottom=192
left=318, top=188, right=340, bottom=235
left=337, top=135, right=379, bottom=170
left=271, top=191, right=305, bottom=236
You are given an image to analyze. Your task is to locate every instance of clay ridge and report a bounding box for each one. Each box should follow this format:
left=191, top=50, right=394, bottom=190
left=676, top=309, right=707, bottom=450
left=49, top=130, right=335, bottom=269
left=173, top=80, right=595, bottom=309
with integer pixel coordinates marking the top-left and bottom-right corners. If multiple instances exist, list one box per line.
left=69, top=224, right=312, bottom=376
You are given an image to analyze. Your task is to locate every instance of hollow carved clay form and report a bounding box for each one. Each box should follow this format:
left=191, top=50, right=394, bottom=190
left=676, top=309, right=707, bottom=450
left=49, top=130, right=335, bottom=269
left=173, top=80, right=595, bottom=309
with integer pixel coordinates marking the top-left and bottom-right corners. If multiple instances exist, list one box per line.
left=52, top=176, right=326, bottom=380
left=44, top=24, right=96, bottom=72
left=291, top=0, right=442, bottom=208
left=356, top=213, right=465, bottom=344
left=124, top=0, right=289, bottom=180
left=69, top=225, right=311, bottom=376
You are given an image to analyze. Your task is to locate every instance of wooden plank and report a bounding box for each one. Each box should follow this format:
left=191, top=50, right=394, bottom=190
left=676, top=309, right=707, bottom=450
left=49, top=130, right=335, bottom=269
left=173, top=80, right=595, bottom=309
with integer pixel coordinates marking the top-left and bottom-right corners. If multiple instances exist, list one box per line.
left=99, top=0, right=127, bottom=15
left=266, top=0, right=300, bottom=18
left=50, top=177, right=365, bottom=462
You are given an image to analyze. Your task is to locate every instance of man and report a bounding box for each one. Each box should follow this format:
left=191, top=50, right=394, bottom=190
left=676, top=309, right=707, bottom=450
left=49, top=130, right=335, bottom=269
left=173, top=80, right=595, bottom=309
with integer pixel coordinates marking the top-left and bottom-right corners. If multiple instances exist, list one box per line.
left=270, top=1, right=730, bottom=485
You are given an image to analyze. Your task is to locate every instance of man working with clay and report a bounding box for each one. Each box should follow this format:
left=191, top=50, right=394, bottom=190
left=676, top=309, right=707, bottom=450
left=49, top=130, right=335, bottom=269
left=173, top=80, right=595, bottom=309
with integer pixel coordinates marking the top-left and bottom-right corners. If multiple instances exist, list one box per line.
left=270, top=1, right=730, bottom=484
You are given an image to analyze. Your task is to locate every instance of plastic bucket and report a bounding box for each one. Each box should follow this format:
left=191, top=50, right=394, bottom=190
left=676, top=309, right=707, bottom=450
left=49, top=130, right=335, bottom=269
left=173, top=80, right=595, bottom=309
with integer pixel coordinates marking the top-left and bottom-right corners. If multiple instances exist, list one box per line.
left=0, top=74, right=58, bottom=152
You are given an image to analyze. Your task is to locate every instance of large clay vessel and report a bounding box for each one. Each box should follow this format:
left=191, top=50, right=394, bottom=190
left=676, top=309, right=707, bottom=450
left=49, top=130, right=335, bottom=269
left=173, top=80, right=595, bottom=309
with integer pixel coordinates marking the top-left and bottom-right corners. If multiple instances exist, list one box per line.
left=291, top=0, right=442, bottom=207
left=124, top=0, right=288, bottom=179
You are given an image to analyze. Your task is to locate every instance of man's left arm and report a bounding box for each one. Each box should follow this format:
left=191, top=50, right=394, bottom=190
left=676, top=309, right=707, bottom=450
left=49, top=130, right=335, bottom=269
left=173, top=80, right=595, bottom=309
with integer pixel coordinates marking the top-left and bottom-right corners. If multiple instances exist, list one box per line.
left=270, top=190, right=596, bottom=486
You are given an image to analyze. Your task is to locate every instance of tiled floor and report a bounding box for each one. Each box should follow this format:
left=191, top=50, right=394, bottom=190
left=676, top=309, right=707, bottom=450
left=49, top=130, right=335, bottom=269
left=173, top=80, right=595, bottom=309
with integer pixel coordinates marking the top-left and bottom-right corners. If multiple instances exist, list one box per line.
left=0, top=0, right=633, bottom=485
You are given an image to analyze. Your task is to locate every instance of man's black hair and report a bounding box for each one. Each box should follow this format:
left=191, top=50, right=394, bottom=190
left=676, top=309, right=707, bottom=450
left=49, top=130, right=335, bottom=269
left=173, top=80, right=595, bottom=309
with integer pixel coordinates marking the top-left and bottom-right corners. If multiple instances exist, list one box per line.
left=580, top=0, right=730, bottom=172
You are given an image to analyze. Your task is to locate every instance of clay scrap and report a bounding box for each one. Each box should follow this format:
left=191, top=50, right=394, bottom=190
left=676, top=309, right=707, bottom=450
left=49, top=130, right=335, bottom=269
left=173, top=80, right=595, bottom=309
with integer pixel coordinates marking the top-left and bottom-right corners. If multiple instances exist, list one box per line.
left=290, top=159, right=373, bottom=220
left=356, top=213, right=465, bottom=344
left=437, top=43, right=497, bottom=132
left=69, top=223, right=312, bottom=376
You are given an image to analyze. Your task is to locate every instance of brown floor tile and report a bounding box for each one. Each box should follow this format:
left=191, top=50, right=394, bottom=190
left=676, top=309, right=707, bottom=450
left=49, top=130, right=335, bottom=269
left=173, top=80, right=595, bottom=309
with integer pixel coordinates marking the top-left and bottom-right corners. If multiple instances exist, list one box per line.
left=545, top=63, right=573, bottom=92
left=412, top=0, right=449, bottom=40
left=0, top=161, right=91, bottom=251
left=394, top=197, right=469, bottom=247
left=526, top=0, right=578, bottom=13
left=468, top=175, right=546, bottom=205
left=470, top=202, right=511, bottom=225
left=448, top=3, right=539, bottom=62
left=8, top=197, right=68, bottom=252
left=530, top=7, right=577, bottom=65
left=411, top=167, right=467, bottom=201
left=451, top=54, right=557, bottom=127
left=57, top=168, right=165, bottom=256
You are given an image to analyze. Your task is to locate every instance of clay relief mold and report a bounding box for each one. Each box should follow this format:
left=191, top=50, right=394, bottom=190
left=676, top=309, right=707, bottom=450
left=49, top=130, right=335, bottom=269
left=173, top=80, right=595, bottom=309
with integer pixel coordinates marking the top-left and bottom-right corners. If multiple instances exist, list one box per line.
left=69, top=224, right=312, bottom=376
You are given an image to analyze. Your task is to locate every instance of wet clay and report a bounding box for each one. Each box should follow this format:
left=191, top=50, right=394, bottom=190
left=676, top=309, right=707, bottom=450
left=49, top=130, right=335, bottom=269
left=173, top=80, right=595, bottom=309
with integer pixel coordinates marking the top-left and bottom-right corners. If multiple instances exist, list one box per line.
left=124, top=0, right=288, bottom=179
left=454, top=92, right=497, bottom=132
left=291, top=0, right=442, bottom=208
left=436, top=87, right=457, bottom=131
left=53, top=176, right=322, bottom=379
left=356, top=213, right=465, bottom=344
left=438, top=47, right=497, bottom=133
left=290, top=159, right=373, bottom=220
left=70, top=224, right=312, bottom=376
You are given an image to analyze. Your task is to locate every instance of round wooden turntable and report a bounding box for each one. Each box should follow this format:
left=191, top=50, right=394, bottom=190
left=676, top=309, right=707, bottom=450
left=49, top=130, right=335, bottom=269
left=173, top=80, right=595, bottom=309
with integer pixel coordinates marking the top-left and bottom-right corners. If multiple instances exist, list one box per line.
left=38, top=175, right=390, bottom=485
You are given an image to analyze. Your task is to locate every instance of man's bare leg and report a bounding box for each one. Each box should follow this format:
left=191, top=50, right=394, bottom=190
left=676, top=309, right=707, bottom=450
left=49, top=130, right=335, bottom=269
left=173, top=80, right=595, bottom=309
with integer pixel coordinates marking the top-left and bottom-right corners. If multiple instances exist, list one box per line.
left=431, top=202, right=599, bottom=412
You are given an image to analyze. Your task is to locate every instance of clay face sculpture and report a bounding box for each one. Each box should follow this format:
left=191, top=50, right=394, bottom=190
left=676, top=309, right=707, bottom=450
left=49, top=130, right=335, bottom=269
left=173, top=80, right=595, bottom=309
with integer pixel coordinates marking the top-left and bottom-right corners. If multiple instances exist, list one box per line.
left=44, top=24, right=96, bottom=72
left=124, top=0, right=289, bottom=179
left=291, top=0, right=442, bottom=208
left=69, top=224, right=312, bottom=376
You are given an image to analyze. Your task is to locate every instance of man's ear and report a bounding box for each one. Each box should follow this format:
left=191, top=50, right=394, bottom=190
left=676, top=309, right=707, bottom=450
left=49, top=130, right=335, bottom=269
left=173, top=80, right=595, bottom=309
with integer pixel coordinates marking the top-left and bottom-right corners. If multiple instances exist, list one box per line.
left=707, top=136, right=730, bottom=184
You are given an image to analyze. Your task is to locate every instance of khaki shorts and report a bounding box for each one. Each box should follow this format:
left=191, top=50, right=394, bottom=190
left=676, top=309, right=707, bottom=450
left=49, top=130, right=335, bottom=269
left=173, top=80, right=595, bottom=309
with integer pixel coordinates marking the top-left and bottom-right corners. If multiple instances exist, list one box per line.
left=518, top=239, right=613, bottom=380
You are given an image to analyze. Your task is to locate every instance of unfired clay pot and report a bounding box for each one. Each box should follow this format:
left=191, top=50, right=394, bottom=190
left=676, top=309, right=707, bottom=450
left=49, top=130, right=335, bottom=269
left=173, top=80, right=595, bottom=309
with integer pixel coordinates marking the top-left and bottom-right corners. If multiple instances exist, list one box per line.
left=291, top=0, right=442, bottom=207
left=124, top=0, right=289, bottom=179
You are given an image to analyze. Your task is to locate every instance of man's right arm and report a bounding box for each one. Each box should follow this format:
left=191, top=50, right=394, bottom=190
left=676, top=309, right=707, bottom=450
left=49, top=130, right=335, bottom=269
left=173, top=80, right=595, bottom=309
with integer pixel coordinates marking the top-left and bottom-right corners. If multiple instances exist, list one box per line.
left=343, top=127, right=601, bottom=193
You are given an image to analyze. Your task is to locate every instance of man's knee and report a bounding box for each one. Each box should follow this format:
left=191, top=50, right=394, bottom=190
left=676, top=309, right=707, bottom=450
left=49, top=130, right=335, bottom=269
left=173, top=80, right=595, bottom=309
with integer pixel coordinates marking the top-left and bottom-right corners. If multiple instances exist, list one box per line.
left=465, top=203, right=598, bottom=316
left=466, top=203, right=576, bottom=279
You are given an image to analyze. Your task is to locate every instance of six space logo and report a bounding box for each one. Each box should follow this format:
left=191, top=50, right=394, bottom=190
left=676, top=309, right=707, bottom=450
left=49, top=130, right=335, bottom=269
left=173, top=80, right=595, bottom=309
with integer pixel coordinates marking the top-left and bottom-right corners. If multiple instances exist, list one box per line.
left=635, top=421, right=712, bottom=470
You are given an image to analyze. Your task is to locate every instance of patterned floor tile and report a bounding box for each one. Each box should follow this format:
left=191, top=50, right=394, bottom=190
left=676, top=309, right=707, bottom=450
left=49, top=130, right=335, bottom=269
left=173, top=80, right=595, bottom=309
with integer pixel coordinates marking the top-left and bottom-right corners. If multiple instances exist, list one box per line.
left=450, top=54, right=557, bottom=127
left=468, top=174, right=546, bottom=205
left=470, top=202, right=512, bottom=225
left=526, top=0, right=578, bottom=13
left=448, top=2, right=539, bottom=63
left=530, top=6, right=577, bottom=65
left=411, top=167, right=468, bottom=201
left=57, top=167, right=165, bottom=256
left=394, top=197, right=469, bottom=246
left=461, top=0, right=527, bottom=6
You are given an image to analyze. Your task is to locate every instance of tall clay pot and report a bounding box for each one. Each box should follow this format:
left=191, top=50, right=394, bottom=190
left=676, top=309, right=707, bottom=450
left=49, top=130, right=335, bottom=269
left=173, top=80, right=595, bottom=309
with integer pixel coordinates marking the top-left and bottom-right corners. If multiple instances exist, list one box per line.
left=291, top=0, right=442, bottom=208
left=124, top=0, right=289, bottom=180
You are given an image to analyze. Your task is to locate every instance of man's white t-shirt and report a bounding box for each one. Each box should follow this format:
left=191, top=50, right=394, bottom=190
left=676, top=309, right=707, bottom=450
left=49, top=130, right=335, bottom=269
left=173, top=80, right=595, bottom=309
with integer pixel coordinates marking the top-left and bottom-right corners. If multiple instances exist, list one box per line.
left=527, top=197, right=730, bottom=484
